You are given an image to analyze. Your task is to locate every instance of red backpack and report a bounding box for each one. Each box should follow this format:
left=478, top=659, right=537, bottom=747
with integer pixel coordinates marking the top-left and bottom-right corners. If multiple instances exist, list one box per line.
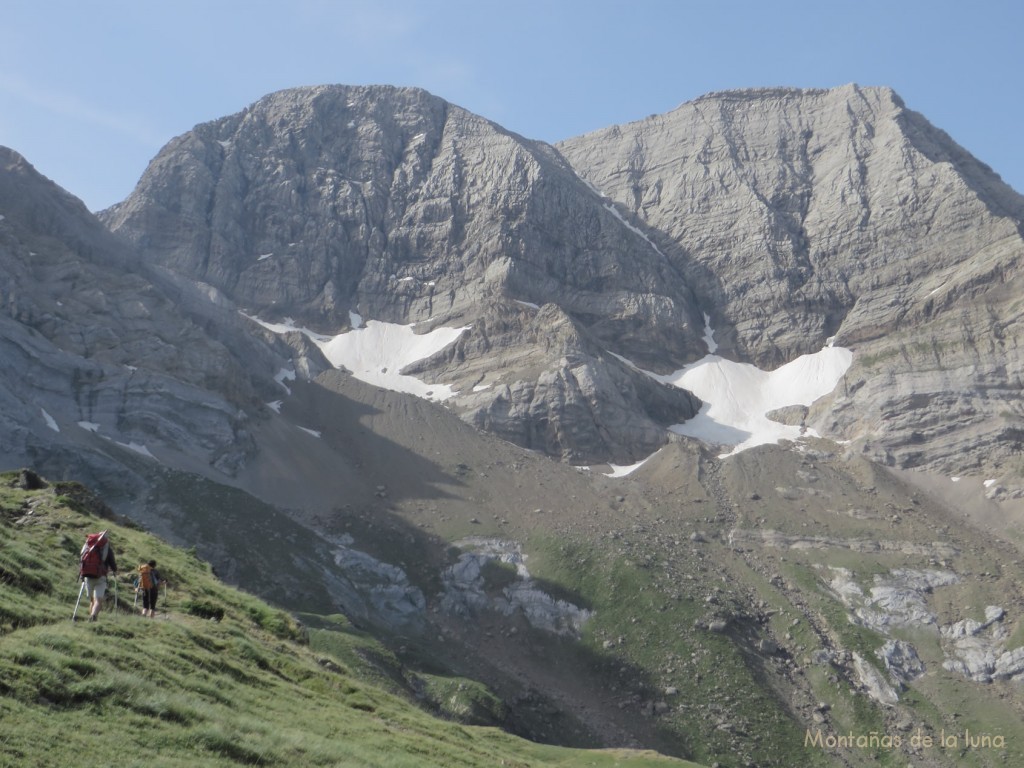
left=80, top=532, right=109, bottom=578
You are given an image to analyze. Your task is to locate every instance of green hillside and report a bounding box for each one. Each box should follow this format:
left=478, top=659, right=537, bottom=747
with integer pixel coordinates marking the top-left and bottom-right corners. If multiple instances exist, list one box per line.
left=0, top=471, right=697, bottom=768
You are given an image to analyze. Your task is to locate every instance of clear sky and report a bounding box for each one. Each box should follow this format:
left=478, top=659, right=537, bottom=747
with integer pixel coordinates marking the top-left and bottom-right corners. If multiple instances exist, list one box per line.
left=2, top=0, right=1021, bottom=212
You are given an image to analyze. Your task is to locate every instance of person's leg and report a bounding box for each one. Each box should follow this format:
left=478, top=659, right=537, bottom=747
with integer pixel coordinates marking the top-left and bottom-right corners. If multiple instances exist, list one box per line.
left=85, top=578, right=97, bottom=618
left=149, top=587, right=158, bottom=617
left=88, top=578, right=107, bottom=620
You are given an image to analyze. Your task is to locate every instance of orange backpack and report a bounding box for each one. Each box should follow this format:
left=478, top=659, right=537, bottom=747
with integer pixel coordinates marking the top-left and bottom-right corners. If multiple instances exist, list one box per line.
left=138, top=563, right=156, bottom=590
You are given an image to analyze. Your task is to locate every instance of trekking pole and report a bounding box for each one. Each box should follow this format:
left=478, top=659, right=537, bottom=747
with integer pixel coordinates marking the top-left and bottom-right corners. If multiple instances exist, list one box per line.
left=113, top=576, right=119, bottom=619
left=72, top=580, right=86, bottom=622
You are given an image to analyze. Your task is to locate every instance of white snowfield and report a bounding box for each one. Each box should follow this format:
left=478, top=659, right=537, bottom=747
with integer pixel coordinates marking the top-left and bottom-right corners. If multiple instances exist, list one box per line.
left=245, top=314, right=469, bottom=401
left=610, top=319, right=853, bottom=472
left=663, top=345, right=853, bottom=456
left=244, top=311, right=849, bottom=470
left=319, top=321, right=469, bottom=400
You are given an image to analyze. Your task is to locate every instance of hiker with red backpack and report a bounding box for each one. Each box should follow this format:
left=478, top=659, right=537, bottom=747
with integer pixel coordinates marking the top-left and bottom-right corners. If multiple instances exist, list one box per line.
left=77, top=531, right=118, bottom=622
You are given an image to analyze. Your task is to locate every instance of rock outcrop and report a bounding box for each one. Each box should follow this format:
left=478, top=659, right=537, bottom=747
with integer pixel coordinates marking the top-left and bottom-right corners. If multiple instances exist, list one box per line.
left=0, top=147, right=289, bottom=495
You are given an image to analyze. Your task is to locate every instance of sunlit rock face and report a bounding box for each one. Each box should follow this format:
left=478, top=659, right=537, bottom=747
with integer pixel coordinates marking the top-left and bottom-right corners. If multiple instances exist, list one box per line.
left=559, top=85, right=1024, bottom=475
left=100, top=83, right=1024, bottom=475
left=101, top=84, right=705, bottom=464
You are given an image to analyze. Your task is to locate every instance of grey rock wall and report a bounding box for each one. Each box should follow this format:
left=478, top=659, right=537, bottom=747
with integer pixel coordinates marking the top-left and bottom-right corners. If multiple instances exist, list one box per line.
left=102, top=85, right=704, bottom=463
left=559, top=85, right=1024, bottom=476
left=25, top=82, right=1024, bottom=476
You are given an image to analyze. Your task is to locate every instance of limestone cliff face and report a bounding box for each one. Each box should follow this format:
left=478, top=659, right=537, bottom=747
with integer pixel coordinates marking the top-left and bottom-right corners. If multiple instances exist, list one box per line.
left=102, top=85, right=702, bottom=463
left=558, top=85, right=1024, bottom=476
left=99, top=83, right=1024, bottom=476
left=0, top=148, right=289, bottom=492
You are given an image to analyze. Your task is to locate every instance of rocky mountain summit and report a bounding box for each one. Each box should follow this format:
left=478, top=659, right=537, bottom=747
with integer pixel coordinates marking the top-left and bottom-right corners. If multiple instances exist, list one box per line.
left=101, top=84, right=703, bottom=463
left=559, top=84, right=1024, bottom=478
left=100, top=83, right=1024, bottom=481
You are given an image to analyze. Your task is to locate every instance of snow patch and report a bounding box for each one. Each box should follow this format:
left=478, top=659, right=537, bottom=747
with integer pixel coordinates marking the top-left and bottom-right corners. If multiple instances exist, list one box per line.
left=514, top=299, right=541, bottom=310
left=297, top=426, right=322, bottom=438
left=604, top=453, right=655, bottom=477
left=274, top=367, right=296, bottom=394
left=615, top=319, right=852, bottom=458
left=245, top=313, right=468, bottom=401
left=349, top=310, right=363, bottom=329
left=77, top=421, right=101, bottom=433
left=118, top=442, right=155, bottom=459
left=603, top=202, right=665, bottom=258
left=266, top=401, right=283, bottom=413
left=984, top=478, right=997, bottom=488
left=472, top=384, right=491, bottom=392
left=319, top=321, right=469, bottom=400
left=701, top=312, right=718, bottom=354
left=41, top=409, right=59, bottom=432
left=257, top=253, right=273, bottom=261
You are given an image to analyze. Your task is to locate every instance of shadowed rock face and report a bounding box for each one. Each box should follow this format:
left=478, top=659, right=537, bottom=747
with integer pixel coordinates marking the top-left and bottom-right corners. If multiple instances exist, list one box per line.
left=0, top=147, right=290, bottom=492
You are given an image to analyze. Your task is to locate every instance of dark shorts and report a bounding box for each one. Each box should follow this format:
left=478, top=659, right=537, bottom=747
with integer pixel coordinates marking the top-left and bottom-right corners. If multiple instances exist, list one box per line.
left=142, top=588, right=159, bottom=611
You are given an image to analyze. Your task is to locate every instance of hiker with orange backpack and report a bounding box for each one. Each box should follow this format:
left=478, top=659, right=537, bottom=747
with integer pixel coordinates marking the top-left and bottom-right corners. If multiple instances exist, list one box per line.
left=77, top=531, right=118, bottom=622
left=136, top=560, right=162, bottom=618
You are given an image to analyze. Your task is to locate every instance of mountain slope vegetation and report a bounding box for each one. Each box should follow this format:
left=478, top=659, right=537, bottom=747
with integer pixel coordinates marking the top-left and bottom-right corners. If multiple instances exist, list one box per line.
left=0, top=470, right=693, bottom=768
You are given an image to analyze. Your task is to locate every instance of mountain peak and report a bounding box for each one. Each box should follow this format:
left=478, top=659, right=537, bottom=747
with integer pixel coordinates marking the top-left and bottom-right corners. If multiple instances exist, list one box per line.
left=89, top=82, right=1024, bottom=475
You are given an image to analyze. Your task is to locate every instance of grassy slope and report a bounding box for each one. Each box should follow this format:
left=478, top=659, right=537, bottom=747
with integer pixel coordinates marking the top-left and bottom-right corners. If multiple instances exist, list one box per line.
left=0, top=473, right=699, bottom=768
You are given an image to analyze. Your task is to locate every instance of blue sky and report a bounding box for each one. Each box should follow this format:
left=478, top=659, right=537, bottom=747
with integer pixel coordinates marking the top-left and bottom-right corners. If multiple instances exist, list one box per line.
left=2, top=0, right=1021, bottom=211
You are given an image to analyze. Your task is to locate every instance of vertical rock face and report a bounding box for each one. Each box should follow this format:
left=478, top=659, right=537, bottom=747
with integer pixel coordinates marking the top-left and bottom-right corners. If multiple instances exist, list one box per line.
left=102, top=85, right=704, bottom=463
left=558, top=85, right=1024, bottom=364
left=559, top=85, right=1024, bottom=476
left=102, top=86, right=701, bottom=344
